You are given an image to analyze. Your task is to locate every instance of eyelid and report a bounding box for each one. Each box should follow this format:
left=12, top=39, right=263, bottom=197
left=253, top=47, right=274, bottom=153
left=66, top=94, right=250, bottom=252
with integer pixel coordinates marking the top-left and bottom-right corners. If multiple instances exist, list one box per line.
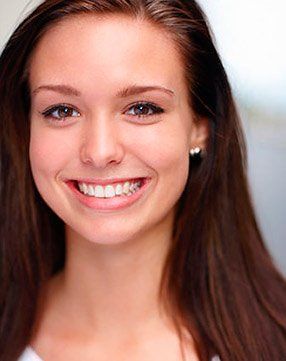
left=41, top=103, right=81, bottom=117
left=39, top=101, right=164, bottom=124
left=124, top=101, right=164, bottom=118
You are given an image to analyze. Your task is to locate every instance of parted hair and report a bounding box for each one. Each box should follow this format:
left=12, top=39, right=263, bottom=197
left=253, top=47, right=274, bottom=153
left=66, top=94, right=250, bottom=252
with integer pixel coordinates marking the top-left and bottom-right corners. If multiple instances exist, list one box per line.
left=0, top=1, right=286, bottom=360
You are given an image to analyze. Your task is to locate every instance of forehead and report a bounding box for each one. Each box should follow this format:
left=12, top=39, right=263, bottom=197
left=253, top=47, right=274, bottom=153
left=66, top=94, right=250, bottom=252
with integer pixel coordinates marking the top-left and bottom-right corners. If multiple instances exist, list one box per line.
left=29, top=14, right=187, bottom=99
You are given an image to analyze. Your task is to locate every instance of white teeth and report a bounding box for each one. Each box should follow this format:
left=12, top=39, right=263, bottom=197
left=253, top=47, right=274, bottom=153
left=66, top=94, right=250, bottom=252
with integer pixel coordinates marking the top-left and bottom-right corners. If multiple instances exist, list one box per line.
left=94, top=185, right=105, bottom=198
left=83, top=183, right=88, bottom=195
left=79, top=183, right=84, bottom=192
left=104, top=185, right=115, bottom=198
left=122, top=181, right=130, bottom=195
left=77, top=179, right=142, bottom=198
left=88, top=185, right=95, bottom=196
left=115, top=184, right=123, bottom=195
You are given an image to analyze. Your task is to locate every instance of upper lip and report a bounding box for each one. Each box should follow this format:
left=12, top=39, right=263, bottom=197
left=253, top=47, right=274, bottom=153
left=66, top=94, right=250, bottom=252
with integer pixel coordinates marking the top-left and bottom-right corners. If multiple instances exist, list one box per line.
left=68, top=177, right=149, bottom=186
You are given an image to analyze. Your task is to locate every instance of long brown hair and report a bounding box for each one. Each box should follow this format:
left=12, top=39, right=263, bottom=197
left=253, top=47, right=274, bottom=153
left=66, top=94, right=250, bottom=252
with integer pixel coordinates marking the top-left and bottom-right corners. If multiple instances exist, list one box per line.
left=1, top=1, right=285, bottom=360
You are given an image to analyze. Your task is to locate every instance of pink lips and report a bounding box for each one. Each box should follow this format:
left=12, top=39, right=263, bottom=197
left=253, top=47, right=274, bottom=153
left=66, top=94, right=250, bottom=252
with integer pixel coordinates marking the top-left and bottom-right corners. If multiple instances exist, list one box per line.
left=65, top=177, right=150, bottom=211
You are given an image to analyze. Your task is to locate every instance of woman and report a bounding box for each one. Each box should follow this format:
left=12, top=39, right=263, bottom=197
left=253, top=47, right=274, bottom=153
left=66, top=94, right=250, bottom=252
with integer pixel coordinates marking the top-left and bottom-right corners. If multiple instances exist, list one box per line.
left=0, top=0, right=285, bottom=360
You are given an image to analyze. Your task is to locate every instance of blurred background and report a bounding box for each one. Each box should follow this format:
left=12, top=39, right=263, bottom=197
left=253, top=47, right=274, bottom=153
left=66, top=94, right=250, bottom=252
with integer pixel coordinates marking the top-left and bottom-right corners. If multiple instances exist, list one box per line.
left=1, top=0, right=285, bottom=275
left=197, top=0, right=286, bottom=276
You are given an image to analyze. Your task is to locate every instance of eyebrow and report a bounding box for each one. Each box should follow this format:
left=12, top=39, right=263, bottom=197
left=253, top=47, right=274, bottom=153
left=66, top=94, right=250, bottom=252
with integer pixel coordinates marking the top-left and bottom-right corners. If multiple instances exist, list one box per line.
left=32, top=84, right=175, bottom=98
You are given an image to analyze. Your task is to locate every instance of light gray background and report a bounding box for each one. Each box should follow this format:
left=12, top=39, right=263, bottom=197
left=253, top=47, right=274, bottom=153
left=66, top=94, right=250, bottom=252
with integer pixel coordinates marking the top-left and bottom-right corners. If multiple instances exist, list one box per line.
left=1, top=0, right=285, bottom=275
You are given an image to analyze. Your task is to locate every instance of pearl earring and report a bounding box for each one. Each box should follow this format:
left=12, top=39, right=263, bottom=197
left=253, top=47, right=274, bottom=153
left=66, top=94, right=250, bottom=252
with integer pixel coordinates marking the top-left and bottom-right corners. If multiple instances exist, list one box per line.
left=189, top=146, right=202, bottom=157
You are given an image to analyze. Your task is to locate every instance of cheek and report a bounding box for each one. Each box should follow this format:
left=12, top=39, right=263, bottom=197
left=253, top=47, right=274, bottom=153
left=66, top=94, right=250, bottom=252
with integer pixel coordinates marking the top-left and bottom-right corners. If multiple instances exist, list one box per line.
left=29, top=125, right=74, bottom=178
left=129, top=123, right=190, bottom=202
left=131, top=122, right=189, bottom=174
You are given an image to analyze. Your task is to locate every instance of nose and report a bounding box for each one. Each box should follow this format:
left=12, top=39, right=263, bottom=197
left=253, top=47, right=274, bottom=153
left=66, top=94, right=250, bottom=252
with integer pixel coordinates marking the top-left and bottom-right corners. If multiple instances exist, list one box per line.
left=80, top=112, right=124, bottom=169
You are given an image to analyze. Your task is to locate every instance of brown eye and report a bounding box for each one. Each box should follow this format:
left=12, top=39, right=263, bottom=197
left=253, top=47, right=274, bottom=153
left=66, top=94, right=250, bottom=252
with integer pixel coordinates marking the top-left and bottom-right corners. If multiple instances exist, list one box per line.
left=126, top=102, right=164, bottom=119
left=42, top=105, right=80, bottom=120
left=57, top=106, right=74, bottom=118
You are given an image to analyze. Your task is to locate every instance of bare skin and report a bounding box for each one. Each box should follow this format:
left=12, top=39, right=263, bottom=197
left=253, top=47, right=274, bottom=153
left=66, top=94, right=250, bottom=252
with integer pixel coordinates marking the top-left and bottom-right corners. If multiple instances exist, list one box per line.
left=28, top=13, right=208, bottom=361
left=30, top=260, right=199, bottom=361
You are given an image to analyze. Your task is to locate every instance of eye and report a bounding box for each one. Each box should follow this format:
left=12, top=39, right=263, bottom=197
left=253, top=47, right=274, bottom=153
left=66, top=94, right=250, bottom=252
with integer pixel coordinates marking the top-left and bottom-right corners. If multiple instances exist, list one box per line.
left=41, top=104, right=80, bottom=121
left=125, top=102, right=164, bottom=119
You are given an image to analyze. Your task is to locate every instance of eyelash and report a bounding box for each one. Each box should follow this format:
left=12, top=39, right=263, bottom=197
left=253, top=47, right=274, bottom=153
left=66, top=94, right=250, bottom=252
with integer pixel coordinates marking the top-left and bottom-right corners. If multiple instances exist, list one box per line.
left=40, top=102, right=164, bottom=123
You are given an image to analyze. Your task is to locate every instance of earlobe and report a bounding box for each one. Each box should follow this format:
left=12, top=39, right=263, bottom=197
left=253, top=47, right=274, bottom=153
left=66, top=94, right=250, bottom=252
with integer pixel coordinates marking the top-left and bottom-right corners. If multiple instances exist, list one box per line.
left=189, top=116, right=209, bottom=150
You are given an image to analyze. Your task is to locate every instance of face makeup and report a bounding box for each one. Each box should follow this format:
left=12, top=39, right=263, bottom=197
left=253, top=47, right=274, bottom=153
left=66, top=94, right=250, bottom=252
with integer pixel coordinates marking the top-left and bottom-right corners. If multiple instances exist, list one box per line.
left=29, top=15, right=200, bottom=245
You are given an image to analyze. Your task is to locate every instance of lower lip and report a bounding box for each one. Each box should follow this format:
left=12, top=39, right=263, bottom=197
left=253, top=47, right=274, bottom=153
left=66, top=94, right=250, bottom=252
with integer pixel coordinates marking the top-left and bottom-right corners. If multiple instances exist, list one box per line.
left=65, top=178, right=151, bottom=211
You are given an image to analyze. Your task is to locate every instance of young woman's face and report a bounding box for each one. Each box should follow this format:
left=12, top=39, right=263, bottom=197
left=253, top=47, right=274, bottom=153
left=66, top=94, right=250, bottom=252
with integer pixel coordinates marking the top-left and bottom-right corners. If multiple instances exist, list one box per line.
left=29, top=14, right=207, bottom=246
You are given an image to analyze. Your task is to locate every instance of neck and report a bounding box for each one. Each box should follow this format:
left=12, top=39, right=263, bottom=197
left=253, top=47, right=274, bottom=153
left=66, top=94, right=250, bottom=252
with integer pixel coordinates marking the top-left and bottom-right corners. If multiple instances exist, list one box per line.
left=38, top=216, right=177, bottom=344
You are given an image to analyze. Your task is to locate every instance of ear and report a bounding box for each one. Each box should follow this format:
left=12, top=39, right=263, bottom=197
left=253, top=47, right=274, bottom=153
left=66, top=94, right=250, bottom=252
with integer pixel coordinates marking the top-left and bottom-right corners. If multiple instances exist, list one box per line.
left=189, top=116, right=209, bottom=151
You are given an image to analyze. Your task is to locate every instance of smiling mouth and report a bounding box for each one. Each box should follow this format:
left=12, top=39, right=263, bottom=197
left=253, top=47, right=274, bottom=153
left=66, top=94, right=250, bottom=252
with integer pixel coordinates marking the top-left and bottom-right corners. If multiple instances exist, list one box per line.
left=65, top=176, right=151, bottom=212
left=70, top=177, right=148, bottom=199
